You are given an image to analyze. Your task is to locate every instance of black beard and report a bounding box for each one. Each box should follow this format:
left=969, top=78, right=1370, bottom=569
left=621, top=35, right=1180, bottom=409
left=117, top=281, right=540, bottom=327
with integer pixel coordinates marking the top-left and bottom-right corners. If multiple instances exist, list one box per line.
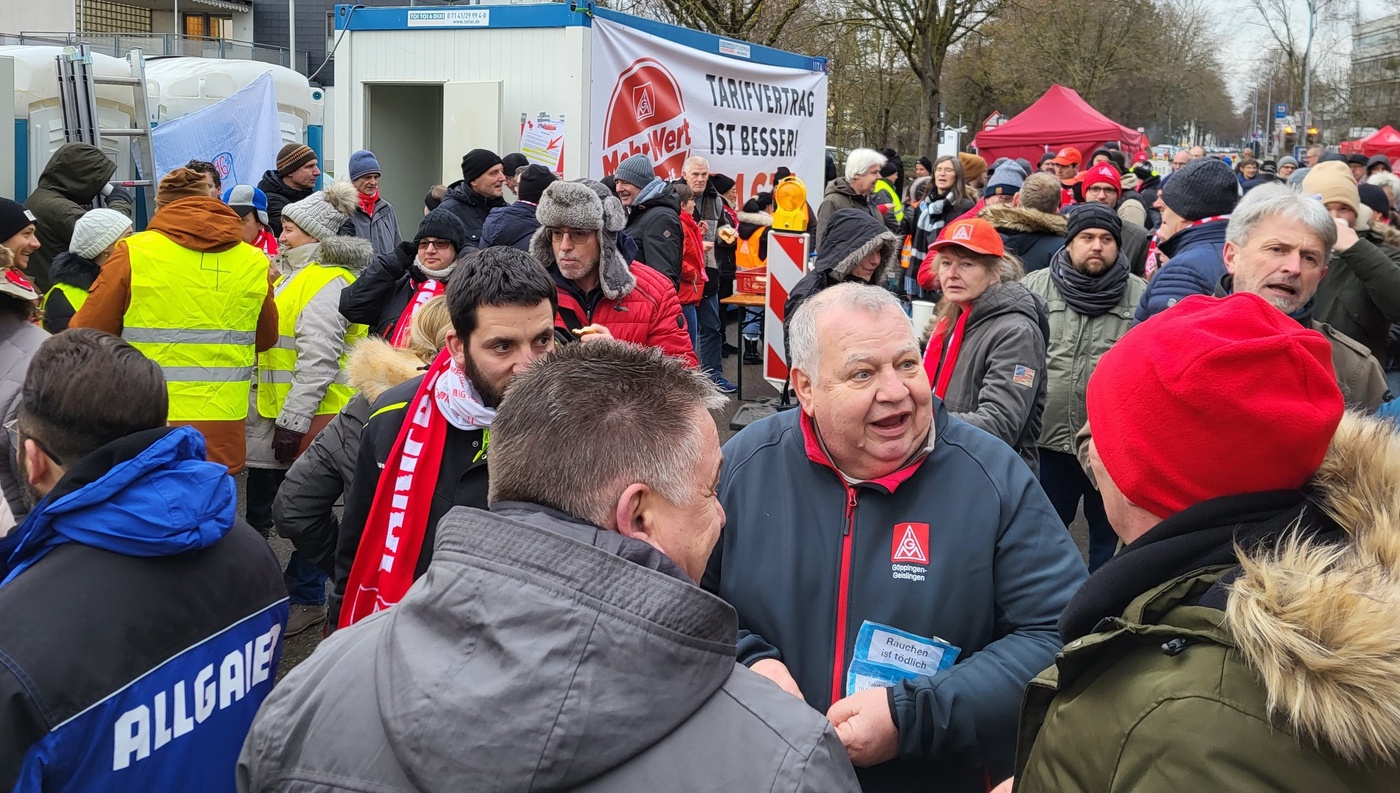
left=464, top=352, right=504, bottom=409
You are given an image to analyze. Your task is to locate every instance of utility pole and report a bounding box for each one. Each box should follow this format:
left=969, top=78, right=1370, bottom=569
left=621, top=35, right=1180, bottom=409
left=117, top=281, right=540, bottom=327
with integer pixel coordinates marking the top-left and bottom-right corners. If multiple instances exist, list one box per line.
left=1303, top=0, right=1316, bottom=142
left=1265, top=58, right=1274, bottom=156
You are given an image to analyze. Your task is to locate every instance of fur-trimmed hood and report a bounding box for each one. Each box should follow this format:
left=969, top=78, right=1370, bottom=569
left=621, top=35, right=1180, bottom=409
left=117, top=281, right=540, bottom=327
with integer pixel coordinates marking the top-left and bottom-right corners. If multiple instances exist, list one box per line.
left=272, top=234, right=374, bottom=279
left=736, top=211, right=773, bottom=228
left=811, top=208, right=899, bottom=284
left=345, top=337, right=425, bottom=402
left=979, top=204, right=1067, bottom=237
left=530, top=180, right=636, bottom=300
left=48, top=251, right=102, bottom=291
left=1362, top=211, right=1400, bottom=249
left=1227, top=412, right=1400, bottom=765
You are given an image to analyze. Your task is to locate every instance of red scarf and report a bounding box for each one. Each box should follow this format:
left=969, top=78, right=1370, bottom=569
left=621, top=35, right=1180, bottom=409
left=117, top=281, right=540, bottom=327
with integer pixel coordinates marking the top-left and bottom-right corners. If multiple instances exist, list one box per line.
left=340, top=348, right=452, bottom=628
left=358, top=188, right=378, bottom=218
left=390, top=277, right=444, bottom=346
left=253, top=227, right=279, bottom=257
left=922, top=309, right=971, bottom=398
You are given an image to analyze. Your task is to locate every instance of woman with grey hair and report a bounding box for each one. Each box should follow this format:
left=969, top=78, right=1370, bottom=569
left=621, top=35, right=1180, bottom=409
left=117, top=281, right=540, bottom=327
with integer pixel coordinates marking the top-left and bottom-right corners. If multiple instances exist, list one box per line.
left=921, top=216, right=1048, bottom=473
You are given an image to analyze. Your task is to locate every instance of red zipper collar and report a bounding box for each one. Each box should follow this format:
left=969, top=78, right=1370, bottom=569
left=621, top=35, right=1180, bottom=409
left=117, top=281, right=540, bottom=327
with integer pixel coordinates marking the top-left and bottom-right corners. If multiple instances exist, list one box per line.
left=799, top=411, right=929, bottom=493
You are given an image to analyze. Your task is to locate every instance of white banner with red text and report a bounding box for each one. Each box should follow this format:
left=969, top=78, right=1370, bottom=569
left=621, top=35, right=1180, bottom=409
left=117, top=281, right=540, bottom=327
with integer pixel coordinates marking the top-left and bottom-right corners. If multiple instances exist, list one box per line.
left=589, top=17, right=828, bottom=208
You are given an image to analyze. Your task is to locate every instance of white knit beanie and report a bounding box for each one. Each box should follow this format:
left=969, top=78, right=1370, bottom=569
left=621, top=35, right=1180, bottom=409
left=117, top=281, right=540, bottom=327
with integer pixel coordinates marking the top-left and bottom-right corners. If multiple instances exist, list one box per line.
left=281, top=180, right=358, bottom=242
left=70, top=208, right=132, bottom=260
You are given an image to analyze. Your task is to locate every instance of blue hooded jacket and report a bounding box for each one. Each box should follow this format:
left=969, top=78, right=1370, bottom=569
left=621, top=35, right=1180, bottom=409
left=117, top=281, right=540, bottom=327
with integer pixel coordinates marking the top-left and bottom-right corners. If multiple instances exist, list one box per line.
left=0, top=425, right=236, bottom=586
left=0, top=426, right=285, bottom=793
left=1134, top=219, right=1229, bottom=323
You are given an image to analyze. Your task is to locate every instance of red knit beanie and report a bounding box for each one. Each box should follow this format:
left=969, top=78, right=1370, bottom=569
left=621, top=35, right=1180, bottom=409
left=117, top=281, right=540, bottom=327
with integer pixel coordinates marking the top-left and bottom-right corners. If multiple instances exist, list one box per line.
left=1086, top=293, right=1343, bottom=519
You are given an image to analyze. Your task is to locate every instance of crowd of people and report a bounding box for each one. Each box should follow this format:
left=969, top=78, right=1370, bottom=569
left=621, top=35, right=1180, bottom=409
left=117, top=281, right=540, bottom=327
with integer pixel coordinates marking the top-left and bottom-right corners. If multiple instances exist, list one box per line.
left=0, top=129, right=1395, bottom=792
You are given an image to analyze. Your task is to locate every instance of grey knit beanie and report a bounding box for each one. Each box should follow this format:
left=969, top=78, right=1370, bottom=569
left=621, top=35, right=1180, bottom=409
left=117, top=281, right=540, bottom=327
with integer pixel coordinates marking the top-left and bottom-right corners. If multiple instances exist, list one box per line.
left=282, top=180, right=358, bottom=241
left=614, top=154, right=659, bottom=189
left=1159, top=158, right=1240, bottom=221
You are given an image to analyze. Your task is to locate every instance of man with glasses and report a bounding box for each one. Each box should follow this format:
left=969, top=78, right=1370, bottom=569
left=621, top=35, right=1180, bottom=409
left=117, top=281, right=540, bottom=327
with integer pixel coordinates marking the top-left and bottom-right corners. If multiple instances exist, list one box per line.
left=530, top=180, right=696, bottom=365
left=1080, top=163, right=1150, bottom=275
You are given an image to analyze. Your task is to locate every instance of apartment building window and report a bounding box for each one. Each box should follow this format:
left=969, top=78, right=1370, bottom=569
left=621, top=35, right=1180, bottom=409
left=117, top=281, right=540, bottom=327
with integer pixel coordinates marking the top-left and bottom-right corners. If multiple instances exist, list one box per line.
left=78, top=0, right=154, bottom=34
left=184, top=13, right=234, bottom=39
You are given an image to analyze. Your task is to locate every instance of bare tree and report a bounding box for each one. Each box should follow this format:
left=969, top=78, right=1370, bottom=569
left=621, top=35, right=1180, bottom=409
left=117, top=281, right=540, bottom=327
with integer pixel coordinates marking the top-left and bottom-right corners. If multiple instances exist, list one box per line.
left=643, top=0, right=808, bottom=46
left=844, top=0, right=1006, bottom=153
left=1245, top=0, right=1350, bottom=130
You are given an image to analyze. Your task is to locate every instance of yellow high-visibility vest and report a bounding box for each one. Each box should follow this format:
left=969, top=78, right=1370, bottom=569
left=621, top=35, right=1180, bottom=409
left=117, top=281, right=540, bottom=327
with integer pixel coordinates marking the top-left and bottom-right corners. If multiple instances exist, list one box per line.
left=874, top=179, right=904, bottom=224
left=121, top=231, right=269, bottom=422
left=41, top=283, right=89, bottom=315
left=257, top=263, right=367, bottom=419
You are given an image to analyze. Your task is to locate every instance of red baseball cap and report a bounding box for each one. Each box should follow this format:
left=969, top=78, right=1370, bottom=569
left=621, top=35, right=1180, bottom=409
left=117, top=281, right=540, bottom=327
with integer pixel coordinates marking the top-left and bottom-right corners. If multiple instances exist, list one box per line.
left=929, top=218, right=1005, bottom=258
left=1050, top=147, right=1082, bottom=166
left=1081, top=163, right=1122, bottom=194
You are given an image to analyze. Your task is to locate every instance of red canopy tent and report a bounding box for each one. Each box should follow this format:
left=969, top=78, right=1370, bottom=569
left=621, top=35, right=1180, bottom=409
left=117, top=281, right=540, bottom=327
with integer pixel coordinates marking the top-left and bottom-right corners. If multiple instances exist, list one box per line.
left=1340, top=125, right=1400, bottom=159
left=972, top=85, right=1145, bottom=164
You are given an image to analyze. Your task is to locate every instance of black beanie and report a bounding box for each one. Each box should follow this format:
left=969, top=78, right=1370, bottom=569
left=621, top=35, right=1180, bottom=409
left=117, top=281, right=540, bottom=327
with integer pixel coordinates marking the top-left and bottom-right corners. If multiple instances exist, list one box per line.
left=502, top=152, right=529, bottom=178
left=516, top=164, right=557, bottom=204
left=1358, top=183, right=1391, bottom=216
left=415, top=206, right=468, bottom=251
left=918, top=156, right=933, bottom=173
left=0, top=198, right=37, bottom=243
left=710, top=173, right=735, bottom=194
left=1159, top=158, right=1240, bottom=221
left=461, top=148, right=503, bottom=184
left=1066, top=202, right=1122, bottom=248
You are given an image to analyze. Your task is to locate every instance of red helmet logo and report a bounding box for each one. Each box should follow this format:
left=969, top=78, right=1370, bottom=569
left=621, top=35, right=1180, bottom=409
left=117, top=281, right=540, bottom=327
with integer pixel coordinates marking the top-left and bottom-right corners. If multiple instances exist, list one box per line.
left=602, top=58, right=692, bottom=180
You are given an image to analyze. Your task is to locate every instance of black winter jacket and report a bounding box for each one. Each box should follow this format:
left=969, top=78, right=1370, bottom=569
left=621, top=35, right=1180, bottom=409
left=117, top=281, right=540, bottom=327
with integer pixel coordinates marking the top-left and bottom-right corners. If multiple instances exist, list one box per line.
left=339, top=241, right=458, bottom=339
left=480, top=200, right=541, bottom=251
left=41, top=252, right=101, bottom=332
left=436, top=180, right=506, bottom=248
left=256, top=169, right=313, bottom=237
left=626, top=183, right=685, bottom=288
left=1314, top=229, right=1400, bottom=363
left=330, top=374, right=491, bottom=629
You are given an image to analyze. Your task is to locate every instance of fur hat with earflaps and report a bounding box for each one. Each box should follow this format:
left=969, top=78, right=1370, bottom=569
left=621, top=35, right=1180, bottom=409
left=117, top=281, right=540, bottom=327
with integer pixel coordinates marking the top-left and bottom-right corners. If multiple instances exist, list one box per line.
left=530, top=180, right=634, bottom=300
left=282, top=179, right=359, bottom=242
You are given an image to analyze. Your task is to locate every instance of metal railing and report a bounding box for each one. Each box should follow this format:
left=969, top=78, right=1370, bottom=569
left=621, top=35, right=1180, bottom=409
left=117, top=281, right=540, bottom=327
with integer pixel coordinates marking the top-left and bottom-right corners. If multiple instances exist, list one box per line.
left=3, top=32, right=304, bottom=71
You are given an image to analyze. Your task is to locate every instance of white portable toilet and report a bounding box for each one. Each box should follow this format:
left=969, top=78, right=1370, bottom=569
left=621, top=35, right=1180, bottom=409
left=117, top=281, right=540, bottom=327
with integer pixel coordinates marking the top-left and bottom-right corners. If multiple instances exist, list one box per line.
left=143, top=58, right=322, bottom=150
left=0, top=45, right=142, bottom=199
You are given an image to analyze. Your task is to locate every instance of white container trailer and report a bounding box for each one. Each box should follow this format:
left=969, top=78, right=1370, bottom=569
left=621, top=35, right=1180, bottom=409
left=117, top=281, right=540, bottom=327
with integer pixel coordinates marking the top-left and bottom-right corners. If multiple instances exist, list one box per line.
left=332, top=1, right=827, bottom=223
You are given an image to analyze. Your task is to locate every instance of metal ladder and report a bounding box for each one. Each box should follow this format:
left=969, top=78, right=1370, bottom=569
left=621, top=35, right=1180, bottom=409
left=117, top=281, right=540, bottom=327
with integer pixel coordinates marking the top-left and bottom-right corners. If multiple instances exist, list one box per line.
left=55, top=44, right=158, bottom=222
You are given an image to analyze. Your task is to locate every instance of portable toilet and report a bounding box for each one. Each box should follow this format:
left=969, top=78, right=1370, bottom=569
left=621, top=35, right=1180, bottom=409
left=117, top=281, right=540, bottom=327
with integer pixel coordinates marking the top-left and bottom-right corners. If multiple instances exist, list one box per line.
left=144, top=58, right=323, bottom=155
left=1, top=45, right=142, bottom=200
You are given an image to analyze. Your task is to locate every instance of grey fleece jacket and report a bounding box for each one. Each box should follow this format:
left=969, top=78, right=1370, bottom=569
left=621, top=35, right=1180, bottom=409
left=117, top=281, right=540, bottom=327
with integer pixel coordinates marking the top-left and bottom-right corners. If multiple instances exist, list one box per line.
left=238, top=504, right=860, bottom=793
left=926, top=280, right=1049, bottom=474
left=0, top=315, right=48, bottom=523
left=246, top=235, right=372, bottom=468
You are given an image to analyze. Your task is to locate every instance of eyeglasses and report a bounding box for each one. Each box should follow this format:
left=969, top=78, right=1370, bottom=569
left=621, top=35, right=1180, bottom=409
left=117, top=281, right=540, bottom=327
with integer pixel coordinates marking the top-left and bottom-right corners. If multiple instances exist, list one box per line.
left=1084, top=185, right=1118, bottom=198
left=549, top=228, right=597, bottom=243
left=417, top=239, right=453, bottom=251
left=4, top=418, right=62, bottom=466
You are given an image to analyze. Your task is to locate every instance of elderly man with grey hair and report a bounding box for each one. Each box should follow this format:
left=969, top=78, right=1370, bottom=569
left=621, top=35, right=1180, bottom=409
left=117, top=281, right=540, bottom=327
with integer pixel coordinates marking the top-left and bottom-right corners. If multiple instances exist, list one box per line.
left=241, top=341, right=862, bottom=792
left=704, top=282, right=1086, bottom=793
left=816, top=148, right=886, bottom=248
left=1213, top=183, right=1391, bottom=412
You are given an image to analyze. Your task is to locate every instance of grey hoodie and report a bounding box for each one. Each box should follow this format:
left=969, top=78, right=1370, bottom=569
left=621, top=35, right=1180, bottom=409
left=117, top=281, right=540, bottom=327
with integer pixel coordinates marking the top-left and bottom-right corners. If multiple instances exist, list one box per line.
left=239, top=504, right=860, bottom=793
left=927, top=280, right=1049, bottom=473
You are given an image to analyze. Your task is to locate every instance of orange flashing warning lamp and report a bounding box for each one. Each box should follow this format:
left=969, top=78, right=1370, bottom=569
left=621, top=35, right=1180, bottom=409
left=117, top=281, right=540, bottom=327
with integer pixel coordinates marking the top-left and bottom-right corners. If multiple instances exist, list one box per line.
left=772, top=176, right=809, bottom=232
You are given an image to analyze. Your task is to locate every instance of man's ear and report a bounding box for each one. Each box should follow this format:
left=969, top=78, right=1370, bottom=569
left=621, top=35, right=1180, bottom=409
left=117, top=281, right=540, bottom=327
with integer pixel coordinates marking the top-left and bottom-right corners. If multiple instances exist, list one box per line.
left=1221, top=240, right=1239, bottom=275
left=613, top=482, right=654, bottom=542
left=23, top=439, right=48, bottom=487
left=791, top=367, right=816, bottom=417
left=445, top=328, right=467, bottom=370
